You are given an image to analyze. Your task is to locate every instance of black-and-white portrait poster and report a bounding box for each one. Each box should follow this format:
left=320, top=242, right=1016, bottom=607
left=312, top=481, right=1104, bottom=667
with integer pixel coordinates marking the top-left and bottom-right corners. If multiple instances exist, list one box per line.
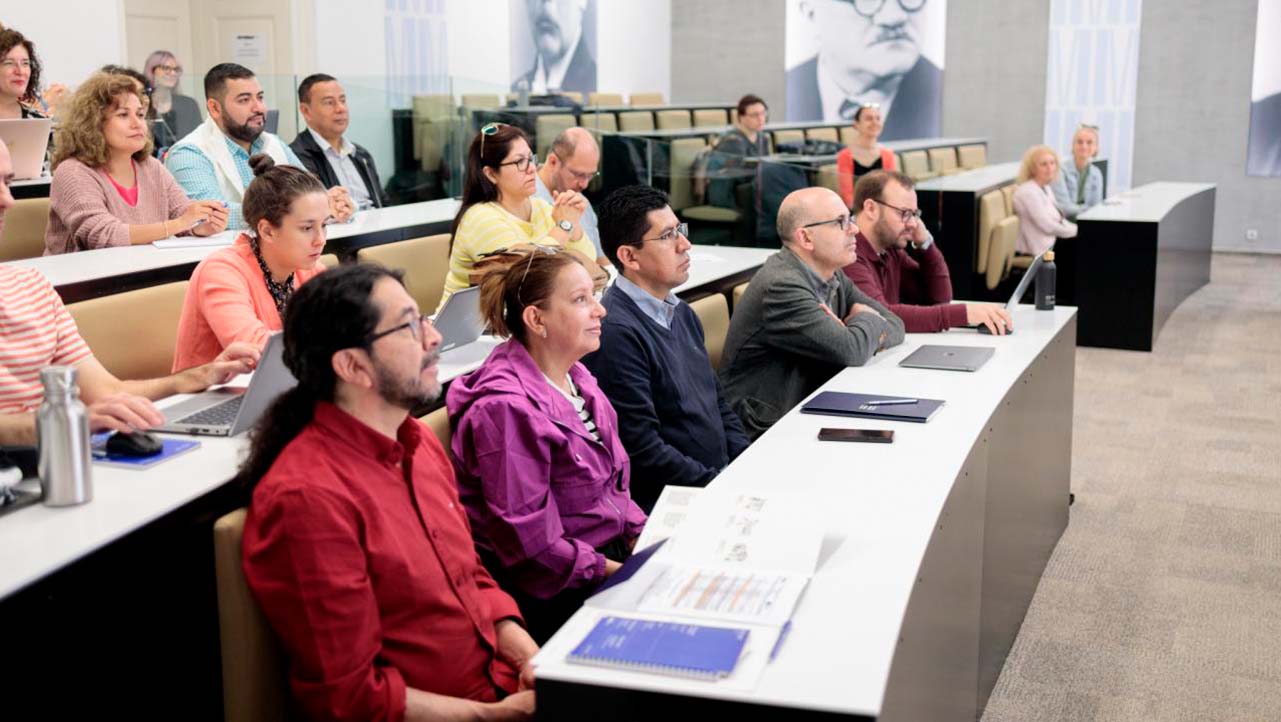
left=1247, top=0, right=1281, bottom=177
left=510, top=0, right=598, bottom=95
left=785, top=0, right=947, bottom=140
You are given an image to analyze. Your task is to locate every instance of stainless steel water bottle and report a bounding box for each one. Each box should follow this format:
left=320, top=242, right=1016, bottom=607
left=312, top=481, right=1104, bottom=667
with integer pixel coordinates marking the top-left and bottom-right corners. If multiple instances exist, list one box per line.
left=37, top=366, right=93, bottom=506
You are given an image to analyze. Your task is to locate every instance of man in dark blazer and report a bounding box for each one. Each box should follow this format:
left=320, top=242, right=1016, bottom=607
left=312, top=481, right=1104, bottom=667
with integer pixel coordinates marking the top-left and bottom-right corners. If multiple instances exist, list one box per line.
left=290, top=74, right=388, bottom=208
left=511, top=0, right=597, bottom=94
left=785, top=0, right=942, bottom=141
left=1247, top=91, right=1281, bottom=177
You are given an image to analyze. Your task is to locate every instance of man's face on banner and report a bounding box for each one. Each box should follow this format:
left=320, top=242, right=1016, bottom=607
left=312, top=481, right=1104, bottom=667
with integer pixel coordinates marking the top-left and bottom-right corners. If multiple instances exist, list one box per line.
left=526, top=0, right=587, bottom=65
left=808, top=0, right=925, bottom=81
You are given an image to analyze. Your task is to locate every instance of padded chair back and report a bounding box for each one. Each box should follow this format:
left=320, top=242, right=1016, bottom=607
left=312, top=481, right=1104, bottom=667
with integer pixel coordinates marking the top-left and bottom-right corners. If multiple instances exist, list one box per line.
left=0, top=197, right=51, bottom=261
left=976, top=190, right=1007, bottom=275
left=67, top=281, right=188, bottom=380
left=957, top=144, right=987, bottom=169
left=986, top=216, right=1020, bottom=290
left=617, top=111, right=655, bottom=132
left=655, top=109, right=692, bottom=130
left=771, top=129, right=805, bottom=148
left=1000, top=184, right=1016, bottom=215
left=838, top=126, right=858, bottom=147
left=732, top=282, right=750, bottom=311
left=318, top=253, right=340, bottom=269
left=928, top=147, right=959, bottom=175
left=460, top=93, right=500, bottom=109
left=588, top=92, right=624, bottom=106
left=689, top=294, right=730, bottom=370
left=692, top=109, right=728, bottom=128
left=535, top=113, right=577, bottom=156
left=560, top=91, right=583, bottom=103
left=629, top=92, right=664, bottom=106
left=420, top=407, right=451, bottom=450
left=214, top=509, right=292, bottom=722
left=355, top=233, right=451, bottom=313
left=900, top=150, right=934, bottom=180
left=817, top=163, right=841, bottom=195
left=581, top=111, right=617, bottom=133
left=806, top=127, right=838, bottom=143
left=669, top=138, right=707, bottom=212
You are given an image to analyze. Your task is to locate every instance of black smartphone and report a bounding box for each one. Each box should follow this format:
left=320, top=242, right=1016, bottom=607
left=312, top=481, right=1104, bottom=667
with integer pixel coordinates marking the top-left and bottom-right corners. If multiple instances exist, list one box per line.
left=817, top=428, right=895, bottom=443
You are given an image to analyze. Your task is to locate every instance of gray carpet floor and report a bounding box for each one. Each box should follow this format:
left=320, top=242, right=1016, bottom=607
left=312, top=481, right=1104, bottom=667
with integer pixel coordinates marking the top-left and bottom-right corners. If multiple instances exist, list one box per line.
left=981, top=252, right=1281, bottom=721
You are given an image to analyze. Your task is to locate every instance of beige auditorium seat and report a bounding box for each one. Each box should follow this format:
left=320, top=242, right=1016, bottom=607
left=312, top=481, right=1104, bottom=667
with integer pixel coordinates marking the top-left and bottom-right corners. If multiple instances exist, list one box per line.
left=693, top=109, right=728, bottom=128
left=976, top=189, right=1008, bottom=275
left=629, top=92, right=664, bottom=106
left=213, top=509, right=291, bottom=722
left=1001, top=184, right=1016, bottom=215
left=957, top=144, right=987, bottom=169
left=617, top=111, right=655, bottom=132
left=535, top=113, right=577, bottom=156
left=986, top=216, right=1020, bottom=290
left=355, top=233, right=451, bottom=313
left=732, top=282, right=750, bottom=310
left=838, top=126, right=858, bottom=147
left=806, top=127, right=839, bottom=143
left=0, top=197, right=50, bottom=261
left=420, top=406, right=450, bottom=450
left=581, top=111, right=617, bottom=133
left=900, top=150, right=935, bottom=180
left=460, top=93, right=500, bottom=109
left=818, top=164, right=841, bottom=195
left=588, top=92, right=624, bottom=106
left=318, top=253, right=340, bottom=269
left=689, top=294, right=730, bottom=370
left=771, top=129, right=806, bottom=148
left=669, top=137, right=739, bottom=226
left=412, top=94, right=453, bottom=173
left=928, top=147, right=959, bottom=176
left=67, top=281, right=188, bottom=380
left=560, top=91, right=583, bottom=103
left=655, top=109, right=692, bottom=130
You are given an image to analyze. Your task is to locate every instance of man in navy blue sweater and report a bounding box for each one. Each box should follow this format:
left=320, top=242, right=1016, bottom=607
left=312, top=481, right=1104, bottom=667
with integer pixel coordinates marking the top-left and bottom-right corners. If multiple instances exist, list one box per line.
left=583, top=186, right=751, bottom=512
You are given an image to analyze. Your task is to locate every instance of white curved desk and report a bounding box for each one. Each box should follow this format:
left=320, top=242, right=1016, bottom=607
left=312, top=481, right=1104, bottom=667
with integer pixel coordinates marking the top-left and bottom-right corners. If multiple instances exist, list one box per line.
left=534, top=305, right=1079, bottom=721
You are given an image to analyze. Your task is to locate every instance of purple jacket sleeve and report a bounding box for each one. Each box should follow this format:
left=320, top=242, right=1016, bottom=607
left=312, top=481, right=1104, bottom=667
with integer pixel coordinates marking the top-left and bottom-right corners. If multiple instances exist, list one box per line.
left=462, top=399, right=608, bottom=599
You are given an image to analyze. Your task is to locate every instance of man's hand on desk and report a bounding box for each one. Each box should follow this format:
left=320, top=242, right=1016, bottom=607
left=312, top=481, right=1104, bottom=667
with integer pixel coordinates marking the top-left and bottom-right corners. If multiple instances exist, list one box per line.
left=327, top=186, right=356, bottom=223
left=172, top=342, right=261, bottom=393
left=88, top=393, right=165, bottom=433
left=966, top=304, right=1013, bottom=335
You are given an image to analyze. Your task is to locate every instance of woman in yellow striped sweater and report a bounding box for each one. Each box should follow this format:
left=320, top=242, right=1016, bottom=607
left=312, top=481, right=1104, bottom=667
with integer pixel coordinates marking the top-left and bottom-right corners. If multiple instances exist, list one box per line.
left=439, top=123, right=596, bottom=311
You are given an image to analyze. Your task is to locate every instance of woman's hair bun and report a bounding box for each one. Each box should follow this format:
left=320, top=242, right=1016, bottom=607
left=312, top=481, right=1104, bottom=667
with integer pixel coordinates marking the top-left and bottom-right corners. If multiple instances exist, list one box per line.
left=248, top=153, right=277, bottom=177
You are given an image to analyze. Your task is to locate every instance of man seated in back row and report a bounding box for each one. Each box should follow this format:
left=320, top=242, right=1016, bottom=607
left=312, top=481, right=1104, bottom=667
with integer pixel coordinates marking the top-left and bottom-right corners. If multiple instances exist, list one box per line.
left=0, top=138, right=259, bottom=445
left=720, top=187, right=905, bottom=439
left=533, top=127, right=608, bottom=265
left=165, top=63, right=355, bottom=229
left=290, top=73, right=389, bottom=209
left=844, top=171, right=1012, bottom=335
left=583, top=186, right=750, bottom=512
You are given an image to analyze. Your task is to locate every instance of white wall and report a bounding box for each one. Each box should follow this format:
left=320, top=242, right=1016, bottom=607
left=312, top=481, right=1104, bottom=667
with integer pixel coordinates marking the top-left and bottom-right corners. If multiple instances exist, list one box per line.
left=3, top=1, right=125, bottom=89
left=447, top=0, right=510, bottom=94
left=597, top=0, right=671, bottom=99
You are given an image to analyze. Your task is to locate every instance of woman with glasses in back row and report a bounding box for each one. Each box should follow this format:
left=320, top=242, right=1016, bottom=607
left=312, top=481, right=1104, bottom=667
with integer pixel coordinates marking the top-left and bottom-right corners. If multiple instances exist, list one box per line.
left=438, top=123, right=595, bottom=312
left=144, top=50, right=202, bottom=144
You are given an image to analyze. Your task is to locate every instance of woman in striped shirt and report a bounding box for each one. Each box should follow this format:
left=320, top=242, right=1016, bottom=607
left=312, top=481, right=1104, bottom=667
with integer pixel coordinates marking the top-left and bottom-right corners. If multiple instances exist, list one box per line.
left=437, top=123, right=596, bottom=312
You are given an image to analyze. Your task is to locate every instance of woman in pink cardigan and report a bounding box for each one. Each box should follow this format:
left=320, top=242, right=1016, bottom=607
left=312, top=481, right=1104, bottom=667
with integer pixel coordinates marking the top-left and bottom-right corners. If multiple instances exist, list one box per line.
left=172, top=160, right=328, bottom=370
left=1012, top=144, right=1078, bottom=256
left=44, top=71, right=227, bottom=255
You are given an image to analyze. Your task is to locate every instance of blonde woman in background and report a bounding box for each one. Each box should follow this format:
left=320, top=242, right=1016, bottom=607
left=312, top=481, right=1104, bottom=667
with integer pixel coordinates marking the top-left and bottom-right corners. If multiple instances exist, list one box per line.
left=1012, top=144, right=1077, bottom=256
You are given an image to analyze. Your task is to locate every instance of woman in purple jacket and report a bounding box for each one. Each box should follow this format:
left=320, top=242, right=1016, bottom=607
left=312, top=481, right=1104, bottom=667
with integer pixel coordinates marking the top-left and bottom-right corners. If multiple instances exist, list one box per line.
left=447, top=249, right=647, bottom=642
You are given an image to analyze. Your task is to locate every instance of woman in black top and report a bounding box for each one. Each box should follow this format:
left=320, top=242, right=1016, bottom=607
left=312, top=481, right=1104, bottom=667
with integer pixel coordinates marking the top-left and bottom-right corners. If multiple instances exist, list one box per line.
left=144, top=50, right=202, bottom=143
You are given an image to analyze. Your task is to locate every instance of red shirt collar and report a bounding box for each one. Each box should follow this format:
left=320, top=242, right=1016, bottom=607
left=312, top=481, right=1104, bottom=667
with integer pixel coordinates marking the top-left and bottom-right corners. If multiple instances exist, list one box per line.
left=311, top=400, right=424, bottom=467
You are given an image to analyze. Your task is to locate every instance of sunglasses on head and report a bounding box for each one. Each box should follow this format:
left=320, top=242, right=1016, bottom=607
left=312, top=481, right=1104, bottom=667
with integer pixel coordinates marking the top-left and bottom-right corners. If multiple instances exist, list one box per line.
left=480, top=122, right=505, bottom=157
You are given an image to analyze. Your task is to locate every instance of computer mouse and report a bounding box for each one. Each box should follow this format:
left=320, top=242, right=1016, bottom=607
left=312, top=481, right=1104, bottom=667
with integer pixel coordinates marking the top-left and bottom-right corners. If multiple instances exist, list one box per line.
left=977, top=322, right=1014, bottom=336
left=106, top=430, right=164, bottom=457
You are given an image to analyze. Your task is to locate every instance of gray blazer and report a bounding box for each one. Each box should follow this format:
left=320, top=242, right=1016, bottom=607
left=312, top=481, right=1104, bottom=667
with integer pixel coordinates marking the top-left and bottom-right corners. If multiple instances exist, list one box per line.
left=720, top=246, right=905, bottom=439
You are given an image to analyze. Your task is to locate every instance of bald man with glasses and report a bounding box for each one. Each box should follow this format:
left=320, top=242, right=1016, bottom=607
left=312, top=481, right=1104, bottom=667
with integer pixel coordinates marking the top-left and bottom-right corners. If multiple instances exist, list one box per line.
left=533, top=127, right=608, bottom=266
left=719, top=186, right=904, bottom=439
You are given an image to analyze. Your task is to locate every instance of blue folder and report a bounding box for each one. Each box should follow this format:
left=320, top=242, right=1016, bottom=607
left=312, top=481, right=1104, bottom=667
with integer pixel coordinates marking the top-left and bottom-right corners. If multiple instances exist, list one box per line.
left=568, top=616, right=749, bottom=680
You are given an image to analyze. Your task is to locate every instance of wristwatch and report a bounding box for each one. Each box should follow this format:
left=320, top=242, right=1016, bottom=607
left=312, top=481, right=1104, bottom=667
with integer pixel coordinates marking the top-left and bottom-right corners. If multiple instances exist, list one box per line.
left=558, top=220, right=574, bottom=233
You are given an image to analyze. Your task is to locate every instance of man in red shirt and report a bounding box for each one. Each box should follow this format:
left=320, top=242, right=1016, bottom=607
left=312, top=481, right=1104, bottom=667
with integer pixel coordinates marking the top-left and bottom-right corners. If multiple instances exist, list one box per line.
left=843, top=170, right=1012, bottom=335
left=238, top=264, right=537, bottom=722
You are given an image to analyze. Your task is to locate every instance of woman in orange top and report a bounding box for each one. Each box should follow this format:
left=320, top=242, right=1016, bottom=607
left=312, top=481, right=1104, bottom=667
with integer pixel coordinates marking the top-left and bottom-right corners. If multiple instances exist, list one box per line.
left=173, top=158, right=328, bottom=370
left=835, top=104, right=897, bottom=209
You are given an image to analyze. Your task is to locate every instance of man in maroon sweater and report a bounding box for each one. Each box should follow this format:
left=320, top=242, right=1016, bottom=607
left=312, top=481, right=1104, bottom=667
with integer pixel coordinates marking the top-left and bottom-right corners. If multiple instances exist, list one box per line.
left=843, top=170, right=1012, bottom=335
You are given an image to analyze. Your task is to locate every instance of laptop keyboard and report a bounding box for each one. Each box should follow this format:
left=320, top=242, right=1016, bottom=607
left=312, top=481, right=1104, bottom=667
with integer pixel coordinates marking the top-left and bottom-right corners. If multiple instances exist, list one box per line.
left=175, top=396, right=244, bottom=427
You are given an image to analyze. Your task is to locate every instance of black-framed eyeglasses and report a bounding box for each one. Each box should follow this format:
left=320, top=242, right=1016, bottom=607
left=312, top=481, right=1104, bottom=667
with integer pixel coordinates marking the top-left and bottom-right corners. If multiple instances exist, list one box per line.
left=639, top=222, right=689, bottom=245
left=499, top=153, right=538, bottom=173
left=801, top=214, right=855, bottom=232
left=843, top=0, right=927, bottom=18
left=367, top=314, right=432, bottom=344
left=872, top=198, right=923, bottom=224
left=479, top=122, right=505, bottom=157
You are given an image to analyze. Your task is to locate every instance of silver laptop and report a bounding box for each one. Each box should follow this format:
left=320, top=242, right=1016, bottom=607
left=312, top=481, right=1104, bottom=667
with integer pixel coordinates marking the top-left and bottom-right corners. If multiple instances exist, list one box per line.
left=899, top=344, right=995, bottom=372
left=965, top=250, right=1047, bottom=334
left=0, top=118, right=52, bottom=180
left=434, top=285, right=485, bottom=353
left=156, top=334, right=296, bottom=436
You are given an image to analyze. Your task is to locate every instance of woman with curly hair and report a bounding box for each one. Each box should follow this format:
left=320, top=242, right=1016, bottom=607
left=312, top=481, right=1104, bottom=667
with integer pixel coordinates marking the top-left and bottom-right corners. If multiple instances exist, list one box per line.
left=0, top=27, right=47, bottom=119
left=44, top=71, right=228, bottom=254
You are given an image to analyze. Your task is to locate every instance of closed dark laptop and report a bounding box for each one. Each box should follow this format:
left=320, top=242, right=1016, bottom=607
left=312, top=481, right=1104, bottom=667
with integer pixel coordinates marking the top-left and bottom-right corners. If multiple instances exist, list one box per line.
left=800, top=392, right=945, bottom=423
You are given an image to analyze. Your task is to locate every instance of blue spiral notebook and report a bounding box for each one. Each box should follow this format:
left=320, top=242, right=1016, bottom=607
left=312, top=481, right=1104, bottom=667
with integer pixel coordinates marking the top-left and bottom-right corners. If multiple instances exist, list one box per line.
left=567, top=616, right=750, bottom=680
